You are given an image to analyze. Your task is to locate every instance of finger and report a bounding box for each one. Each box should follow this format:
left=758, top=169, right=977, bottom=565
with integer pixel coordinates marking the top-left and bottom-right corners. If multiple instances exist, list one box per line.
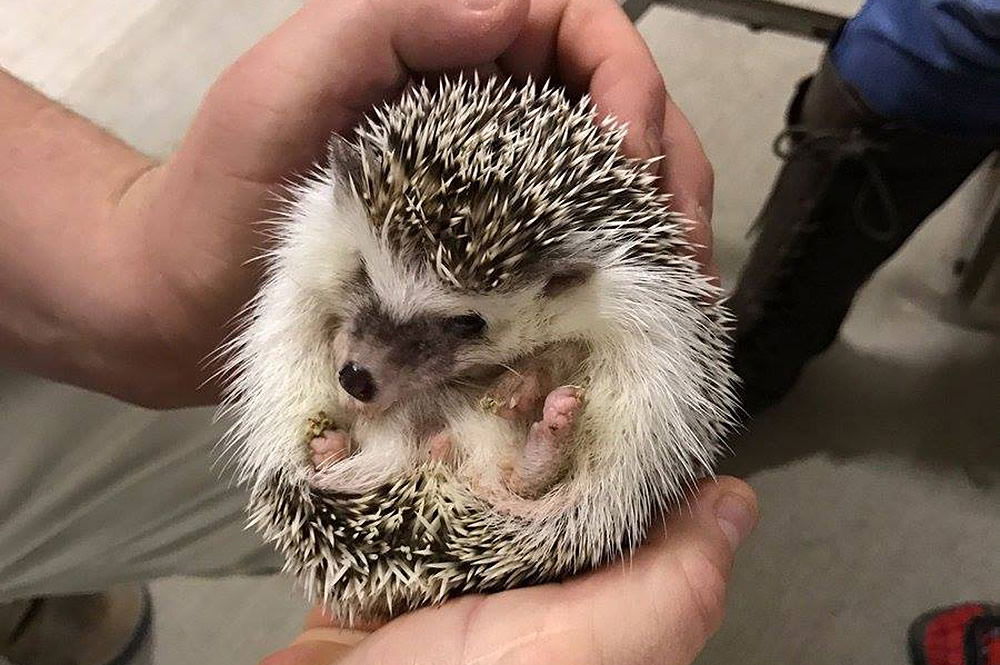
left=500, top=0, right=666, bottom=163
left=659, top=476, right=758, bottom=591
left=496, top=0, right=564, bottom=82
left=258, top=640, right=354, bottom=665
left=186, top=0, right=531, bottom=184
left=497, top=0, right=715, bottom=277
left=343, top=596, right=489, bottom=665
left=659, top=97, right=718, bottom=278
left=302, top=605, right=384, bottom=633
left=560, top=0, right=667, bottom=162
left=255, top=607, right=374, bottom=665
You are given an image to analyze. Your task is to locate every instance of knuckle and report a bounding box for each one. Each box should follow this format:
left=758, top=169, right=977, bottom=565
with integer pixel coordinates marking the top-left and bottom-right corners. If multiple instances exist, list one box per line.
left=530, top=602, right=601, bottom=665
left=702, top=159, right=716, bottom=192
left=676, top=546, right=728, bottom=640
left=642, top=78, right=668, bottom=132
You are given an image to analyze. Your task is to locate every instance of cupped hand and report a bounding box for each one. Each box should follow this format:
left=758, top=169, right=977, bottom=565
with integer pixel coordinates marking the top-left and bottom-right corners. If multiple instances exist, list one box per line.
left=258, top=476, right=756, bottom=665
left=110, top=0, right=715, bottom=408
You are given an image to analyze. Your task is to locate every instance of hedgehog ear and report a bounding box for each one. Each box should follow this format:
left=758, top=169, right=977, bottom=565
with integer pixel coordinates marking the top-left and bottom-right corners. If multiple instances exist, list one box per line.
left=327, top=134, right=363, bottom=193
left=541, top=263, right=595, bottom=298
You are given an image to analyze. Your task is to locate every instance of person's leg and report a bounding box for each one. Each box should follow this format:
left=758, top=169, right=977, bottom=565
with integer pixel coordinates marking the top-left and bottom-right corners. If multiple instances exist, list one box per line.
left=831, top=0, right=1000, bottom=138
left=0, top=368, right=280, bottom=663
left=730, top=0, right=1000, bottom=417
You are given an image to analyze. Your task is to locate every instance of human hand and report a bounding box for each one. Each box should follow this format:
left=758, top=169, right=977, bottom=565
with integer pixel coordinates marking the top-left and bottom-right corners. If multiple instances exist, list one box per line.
left=257, top=476, right=755, bottom=665
left=105, top=0, right=714, bottom=408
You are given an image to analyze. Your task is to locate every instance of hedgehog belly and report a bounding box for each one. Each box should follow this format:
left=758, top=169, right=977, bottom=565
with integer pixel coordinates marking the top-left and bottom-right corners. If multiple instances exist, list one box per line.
left=248, top=465, right=591, bottom=625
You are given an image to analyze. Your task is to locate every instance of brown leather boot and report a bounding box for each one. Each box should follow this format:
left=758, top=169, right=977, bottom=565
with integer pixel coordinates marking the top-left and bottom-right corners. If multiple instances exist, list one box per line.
left=730, top=55, right=998, bottom=418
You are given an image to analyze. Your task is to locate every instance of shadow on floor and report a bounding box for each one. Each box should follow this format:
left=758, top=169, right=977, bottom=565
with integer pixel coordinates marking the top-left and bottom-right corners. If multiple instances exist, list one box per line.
left=719, top=331, right=1000, bottom=486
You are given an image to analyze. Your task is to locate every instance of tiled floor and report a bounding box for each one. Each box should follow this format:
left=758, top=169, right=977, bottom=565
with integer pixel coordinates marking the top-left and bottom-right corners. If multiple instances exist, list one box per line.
left=2, top=1, right=998, bottom=664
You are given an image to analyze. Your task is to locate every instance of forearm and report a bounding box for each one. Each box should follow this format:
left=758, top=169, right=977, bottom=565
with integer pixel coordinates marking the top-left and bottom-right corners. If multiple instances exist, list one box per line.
left=0, top=68, right=157, bottom=399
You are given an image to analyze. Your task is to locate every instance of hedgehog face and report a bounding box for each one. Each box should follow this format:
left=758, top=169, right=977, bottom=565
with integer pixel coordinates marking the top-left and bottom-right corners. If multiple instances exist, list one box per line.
left=280, top=131, right=602, bottom=421
left=331, top=297, right=489, bottom=413
left=330, top=250, right=596, bottom=414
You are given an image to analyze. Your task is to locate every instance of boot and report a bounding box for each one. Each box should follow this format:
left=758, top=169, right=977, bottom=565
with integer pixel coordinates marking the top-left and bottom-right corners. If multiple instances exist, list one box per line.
left=730, top=55, right=997, bottom=418
left=1, top=586, right=151, bottom=665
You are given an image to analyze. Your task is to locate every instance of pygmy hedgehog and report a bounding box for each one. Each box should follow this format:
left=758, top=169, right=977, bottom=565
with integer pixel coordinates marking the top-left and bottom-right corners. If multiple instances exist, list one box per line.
left=219, top=75, right=738, bottom=626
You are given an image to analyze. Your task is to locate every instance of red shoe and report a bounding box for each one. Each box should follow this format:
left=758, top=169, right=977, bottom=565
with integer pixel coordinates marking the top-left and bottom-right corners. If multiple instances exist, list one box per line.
left=909, top=603, right=1000, bottom=665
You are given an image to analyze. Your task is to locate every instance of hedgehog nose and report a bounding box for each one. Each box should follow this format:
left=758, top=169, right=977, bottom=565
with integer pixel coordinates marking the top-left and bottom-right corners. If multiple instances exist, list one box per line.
left=339, top=362, right=378, bottom=402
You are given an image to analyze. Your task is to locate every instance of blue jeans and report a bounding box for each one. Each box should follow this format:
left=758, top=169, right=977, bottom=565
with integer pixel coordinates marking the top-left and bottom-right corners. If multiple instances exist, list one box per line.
left=830, top=0, right=1000, bottom=138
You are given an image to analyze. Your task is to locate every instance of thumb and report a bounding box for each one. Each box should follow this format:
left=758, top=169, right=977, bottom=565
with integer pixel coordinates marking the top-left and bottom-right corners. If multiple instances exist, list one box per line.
left=573, top=476, right=758, bottom=665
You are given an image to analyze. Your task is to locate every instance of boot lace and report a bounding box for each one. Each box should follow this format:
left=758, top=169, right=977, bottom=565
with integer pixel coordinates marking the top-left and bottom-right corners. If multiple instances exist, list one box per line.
left=766, top=125, right=902, bottom=243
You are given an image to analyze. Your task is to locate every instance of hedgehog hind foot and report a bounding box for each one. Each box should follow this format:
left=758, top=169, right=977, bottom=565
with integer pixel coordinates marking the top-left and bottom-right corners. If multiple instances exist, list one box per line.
left=507, top=385, right=583, bottom=499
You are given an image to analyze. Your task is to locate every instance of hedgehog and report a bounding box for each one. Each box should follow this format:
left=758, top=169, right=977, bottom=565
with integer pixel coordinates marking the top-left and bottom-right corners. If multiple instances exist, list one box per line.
left=217, top=75, right=738, bottom=626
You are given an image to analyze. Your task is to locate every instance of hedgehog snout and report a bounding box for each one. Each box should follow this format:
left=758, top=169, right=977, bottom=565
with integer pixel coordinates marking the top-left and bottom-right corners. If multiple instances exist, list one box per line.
left=339, top=362, right=378, bottom=402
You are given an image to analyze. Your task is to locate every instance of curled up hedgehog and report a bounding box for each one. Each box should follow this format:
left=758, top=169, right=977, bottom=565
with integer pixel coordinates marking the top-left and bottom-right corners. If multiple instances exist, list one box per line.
left=219, top=76, right=739, bottom=625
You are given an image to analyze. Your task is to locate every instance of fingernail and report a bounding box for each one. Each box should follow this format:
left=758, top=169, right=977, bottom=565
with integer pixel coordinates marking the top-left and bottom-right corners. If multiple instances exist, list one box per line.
left=714, top=493, right=754, bottom=551
left=463, top=0, right=499, bottom=9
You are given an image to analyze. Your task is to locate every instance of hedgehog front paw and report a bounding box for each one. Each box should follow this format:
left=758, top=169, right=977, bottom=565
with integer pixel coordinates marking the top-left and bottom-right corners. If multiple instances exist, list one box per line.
left=480, top=367, right=552, bottom=421
left=305, top=412, right=351, bottom=471
left=309, top=429, right=351, bottom=470
left=507, top=386, right=583, bottom=499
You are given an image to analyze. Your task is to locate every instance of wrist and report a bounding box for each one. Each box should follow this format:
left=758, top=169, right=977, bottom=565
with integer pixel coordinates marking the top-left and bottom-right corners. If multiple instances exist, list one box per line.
left=95, top=163, right=225, bottom=409
left=99, top=155, right=267, bottom=409
left=13, top=158, right=168, bottom=407
left=0, top=70, right=175, bottom=403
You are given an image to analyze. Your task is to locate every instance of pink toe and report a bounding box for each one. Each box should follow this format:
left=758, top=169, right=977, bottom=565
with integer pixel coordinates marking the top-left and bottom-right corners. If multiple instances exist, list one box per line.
left=541, top=388, right=582, bottom=432
left=310, top=430, right=348, bottom=454
left=507, top=388, right=582, bottom=499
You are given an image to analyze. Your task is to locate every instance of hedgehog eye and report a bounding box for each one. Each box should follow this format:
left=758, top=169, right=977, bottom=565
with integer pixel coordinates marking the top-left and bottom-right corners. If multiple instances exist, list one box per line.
left=446, top=313, right=487, bottom=338
left=542, top=265, right=594, bottom=298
